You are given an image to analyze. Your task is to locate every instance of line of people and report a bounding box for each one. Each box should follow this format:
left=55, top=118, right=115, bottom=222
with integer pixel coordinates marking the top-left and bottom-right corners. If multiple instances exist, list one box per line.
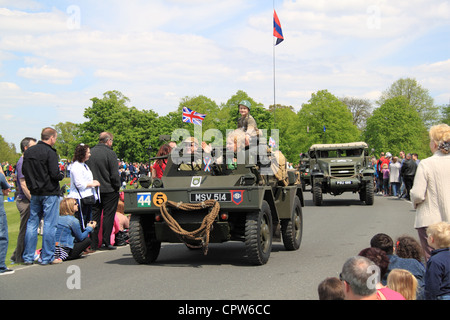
left=0, top=129, right=126, bottom=273
left=373, top=151, right=418, bottom=199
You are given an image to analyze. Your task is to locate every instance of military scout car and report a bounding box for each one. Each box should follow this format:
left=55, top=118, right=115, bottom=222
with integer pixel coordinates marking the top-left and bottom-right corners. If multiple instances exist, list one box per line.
left=123, top=140, right=304, bottom=265
left=298, top=153, right=311, bottom=191
left=307, top=142, right=375, bottom=206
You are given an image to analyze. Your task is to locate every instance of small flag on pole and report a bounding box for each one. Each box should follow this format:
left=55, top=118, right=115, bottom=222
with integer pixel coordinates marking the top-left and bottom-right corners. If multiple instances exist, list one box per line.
left=182, top=106, right=206, bottom=125
left=273, top=10, right=284, bottom=45
left=269, top=136, right=277, bottom=148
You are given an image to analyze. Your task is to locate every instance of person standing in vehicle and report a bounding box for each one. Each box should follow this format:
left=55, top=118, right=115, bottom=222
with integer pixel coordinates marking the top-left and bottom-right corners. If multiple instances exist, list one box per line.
left=237, top=100, right=259, bottom=146
left=86, top=132, right=120, bottom=250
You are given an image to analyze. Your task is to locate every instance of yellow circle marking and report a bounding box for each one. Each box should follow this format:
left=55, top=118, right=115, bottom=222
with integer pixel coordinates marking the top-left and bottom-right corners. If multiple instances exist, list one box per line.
left=152, top=192, right=167, bottom=207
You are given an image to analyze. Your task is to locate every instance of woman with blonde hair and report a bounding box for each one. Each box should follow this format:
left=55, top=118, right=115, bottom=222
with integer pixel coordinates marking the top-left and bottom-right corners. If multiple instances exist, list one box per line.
left=411, top=123, right=450, bottom=261
left=387, top=269, right=418, bottom=300
left=54, top=198, right=96, bottom=262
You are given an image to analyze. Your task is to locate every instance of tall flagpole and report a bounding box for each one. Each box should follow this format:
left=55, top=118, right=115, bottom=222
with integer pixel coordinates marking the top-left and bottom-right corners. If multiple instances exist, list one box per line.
left=273, top=0, right=276, bottom=127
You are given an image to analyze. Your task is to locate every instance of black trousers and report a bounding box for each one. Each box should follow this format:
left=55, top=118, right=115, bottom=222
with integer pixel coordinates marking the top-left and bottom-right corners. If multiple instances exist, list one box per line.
left=403, top=175, right=414, bottom=200
left=68, top=237, right=92, bottom=260
left=91, top=191, right=119, bottom=248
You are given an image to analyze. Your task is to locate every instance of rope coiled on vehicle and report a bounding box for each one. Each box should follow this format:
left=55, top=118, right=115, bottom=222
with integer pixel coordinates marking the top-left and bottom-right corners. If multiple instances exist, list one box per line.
left=159, top=199, right=220, bottom=255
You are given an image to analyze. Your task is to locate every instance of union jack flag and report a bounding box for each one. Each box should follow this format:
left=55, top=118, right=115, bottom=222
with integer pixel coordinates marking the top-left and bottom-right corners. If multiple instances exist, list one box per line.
left=182, top=106, right=206, bottom=125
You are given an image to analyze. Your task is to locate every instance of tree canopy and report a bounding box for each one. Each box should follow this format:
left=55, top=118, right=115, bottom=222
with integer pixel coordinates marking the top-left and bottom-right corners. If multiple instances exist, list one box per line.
left=364, top=96, right=430, bottom=158
left=1, top=77, right=444, bottom=165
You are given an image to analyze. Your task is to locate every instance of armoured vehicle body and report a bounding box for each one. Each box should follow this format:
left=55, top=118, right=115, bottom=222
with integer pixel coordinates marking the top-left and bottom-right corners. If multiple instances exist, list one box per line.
left=298, top=153, right=311, bottom=191
left=124, top=143, right=304, bottom=265
left=307, top=142, right=374, bottom=206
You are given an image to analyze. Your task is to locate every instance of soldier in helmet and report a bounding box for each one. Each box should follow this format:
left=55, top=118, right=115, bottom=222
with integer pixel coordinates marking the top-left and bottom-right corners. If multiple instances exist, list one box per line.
left=237, top=100, right=259, bottom=146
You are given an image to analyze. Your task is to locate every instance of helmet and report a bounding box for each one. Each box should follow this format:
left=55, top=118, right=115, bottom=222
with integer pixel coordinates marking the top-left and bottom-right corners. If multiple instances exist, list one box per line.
left=239, top=100, right=251, bottom=110
left=386, top=152, right=392, bottom=158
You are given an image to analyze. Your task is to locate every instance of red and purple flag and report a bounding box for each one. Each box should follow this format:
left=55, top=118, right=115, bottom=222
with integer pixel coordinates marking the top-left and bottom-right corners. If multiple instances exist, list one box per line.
left=182, top=106, right=206, bottom=125
left=273, top=10, right=284, bottom=45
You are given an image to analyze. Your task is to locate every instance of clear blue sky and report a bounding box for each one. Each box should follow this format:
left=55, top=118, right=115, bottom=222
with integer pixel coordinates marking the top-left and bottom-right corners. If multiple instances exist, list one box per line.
left=1, top=0, right=449, bottom=151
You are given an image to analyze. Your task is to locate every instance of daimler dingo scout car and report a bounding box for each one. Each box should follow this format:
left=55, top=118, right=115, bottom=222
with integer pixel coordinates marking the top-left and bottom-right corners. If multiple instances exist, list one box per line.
left=307, top=142, right=375, bottom=206
left=123, top=140, right=304, bottom=265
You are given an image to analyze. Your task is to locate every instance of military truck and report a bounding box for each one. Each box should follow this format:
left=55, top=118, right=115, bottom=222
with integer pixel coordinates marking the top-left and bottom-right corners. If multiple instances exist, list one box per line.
left=123, top=141, right=304, bottom=265
left=307, top=142, right=375, bottom=206
left=298, top=153, right=311, bottom=191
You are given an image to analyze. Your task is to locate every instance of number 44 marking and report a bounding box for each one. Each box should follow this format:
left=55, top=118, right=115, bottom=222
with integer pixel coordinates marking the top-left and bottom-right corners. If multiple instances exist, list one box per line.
left=137, top=193, right=152, bottom=207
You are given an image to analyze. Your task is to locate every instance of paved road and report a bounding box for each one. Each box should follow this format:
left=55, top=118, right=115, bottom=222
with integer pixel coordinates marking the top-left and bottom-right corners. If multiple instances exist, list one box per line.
left=0, top=191, right=417, bottom=301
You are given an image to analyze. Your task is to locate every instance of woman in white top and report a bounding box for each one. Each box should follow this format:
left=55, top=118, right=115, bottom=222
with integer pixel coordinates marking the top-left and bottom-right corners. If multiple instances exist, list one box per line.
left=68, top=144, right=100, bottom=230
left=389, top=156, right=402, bottom=196
left=411, top=124, right=450, bottom=261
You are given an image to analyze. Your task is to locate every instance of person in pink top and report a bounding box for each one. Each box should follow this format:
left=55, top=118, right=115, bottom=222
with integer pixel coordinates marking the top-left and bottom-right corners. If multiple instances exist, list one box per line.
left=358, top=247, right=406, bottom=300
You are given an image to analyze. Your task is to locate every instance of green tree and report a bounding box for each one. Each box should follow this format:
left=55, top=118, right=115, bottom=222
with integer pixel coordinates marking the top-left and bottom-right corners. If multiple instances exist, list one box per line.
left=440, top=103, right=450, bottom=125
left=296, top=90, right=360, bottom=152
left=53, top=121, right=79, bottom=159
left=0, top=135, right=20, bottom=164
left=377, top=78, right=439, bottom=127
left=268, top=104, right=298, bottom=161
left=77, top=90, right=161, bottom=162
left=364, top=96, right=430, bottom=158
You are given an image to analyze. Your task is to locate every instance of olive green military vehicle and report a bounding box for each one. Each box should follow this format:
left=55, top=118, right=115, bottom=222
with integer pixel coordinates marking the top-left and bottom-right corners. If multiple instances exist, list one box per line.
left=307, top=142, right=375, bottom=206
left=298, top=153, right=311, bottom=191
left=123, top=142, right=304, bottom=265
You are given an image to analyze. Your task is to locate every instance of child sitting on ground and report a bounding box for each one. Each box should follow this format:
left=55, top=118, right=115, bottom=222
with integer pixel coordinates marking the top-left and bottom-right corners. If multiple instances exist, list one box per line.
left=425, top=221, right=450, bottom=300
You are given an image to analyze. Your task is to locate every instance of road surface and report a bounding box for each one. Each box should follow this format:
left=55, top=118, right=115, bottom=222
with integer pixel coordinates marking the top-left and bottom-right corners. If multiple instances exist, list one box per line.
left=1, top=191, right=417, bottom=301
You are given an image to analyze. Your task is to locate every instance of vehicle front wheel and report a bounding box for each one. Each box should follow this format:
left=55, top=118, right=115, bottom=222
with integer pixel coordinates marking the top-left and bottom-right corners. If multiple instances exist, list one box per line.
left=364, top=181, right=374, bottom=205
left=129, top=214, right=161, bottom=264
left=313, top=181, right=323, bottom=206
left=245, top=201, right=273, bottom=265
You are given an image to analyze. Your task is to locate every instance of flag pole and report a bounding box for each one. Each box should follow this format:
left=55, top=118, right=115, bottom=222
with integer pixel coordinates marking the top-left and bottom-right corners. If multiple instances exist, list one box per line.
left=273, top=0, right=276, bottom=127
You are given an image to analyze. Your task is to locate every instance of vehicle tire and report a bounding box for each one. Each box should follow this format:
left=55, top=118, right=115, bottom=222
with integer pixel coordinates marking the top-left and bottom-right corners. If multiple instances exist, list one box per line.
left=301, top=179, right=306, bottom=191
left=359, top=187, right=366, bottom=202
left=281, top=196, right=303, bottom=251
left=129, top=214, right=161, bottom=264
left=364, top=180, right=374, bottom=205
left=312, top=181, right=323, bottom=206
left=245, top=201, right=273, bottom=265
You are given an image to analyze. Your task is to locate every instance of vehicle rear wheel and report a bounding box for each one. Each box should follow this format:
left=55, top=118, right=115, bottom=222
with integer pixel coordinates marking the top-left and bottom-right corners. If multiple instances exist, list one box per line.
left=281, top=196, right=303, bottom=251
left=245, top=201, right=272, bottom=265
left=313, top=181, right=323, bottom=206
left=129, top=214, right=161, bottom=264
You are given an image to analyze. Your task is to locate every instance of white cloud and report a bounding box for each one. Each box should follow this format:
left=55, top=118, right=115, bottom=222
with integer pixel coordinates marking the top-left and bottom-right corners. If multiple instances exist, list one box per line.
left=0, top=0, right=449, bottom=150
left=17, top=65, right=76, bottom=84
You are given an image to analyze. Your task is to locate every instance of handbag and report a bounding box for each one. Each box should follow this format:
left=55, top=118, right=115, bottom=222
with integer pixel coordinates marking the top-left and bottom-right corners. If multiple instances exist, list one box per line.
left=81, top=195, right=96, bottom=205
left=75, top=185, right=97, bottom=205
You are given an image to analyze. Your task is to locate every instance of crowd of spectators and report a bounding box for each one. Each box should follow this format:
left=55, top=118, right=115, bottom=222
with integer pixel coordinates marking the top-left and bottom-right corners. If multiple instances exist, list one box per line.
left=372, top=150, right=419, bottom=200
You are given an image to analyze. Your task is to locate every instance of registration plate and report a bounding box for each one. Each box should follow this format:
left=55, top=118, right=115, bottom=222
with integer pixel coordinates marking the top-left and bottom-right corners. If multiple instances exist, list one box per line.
left=190, top=192, right=232, bottom=202
left=336, top=181, right=352, bottom=185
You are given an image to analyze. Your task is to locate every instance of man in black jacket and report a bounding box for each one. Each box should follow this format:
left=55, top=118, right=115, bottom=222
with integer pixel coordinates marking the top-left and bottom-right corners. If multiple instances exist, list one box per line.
left=400, top=153, right=417, bottom=201
left=22, top=127, right=64, bottom=265
left=86, top=132, right=120, bottom=250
